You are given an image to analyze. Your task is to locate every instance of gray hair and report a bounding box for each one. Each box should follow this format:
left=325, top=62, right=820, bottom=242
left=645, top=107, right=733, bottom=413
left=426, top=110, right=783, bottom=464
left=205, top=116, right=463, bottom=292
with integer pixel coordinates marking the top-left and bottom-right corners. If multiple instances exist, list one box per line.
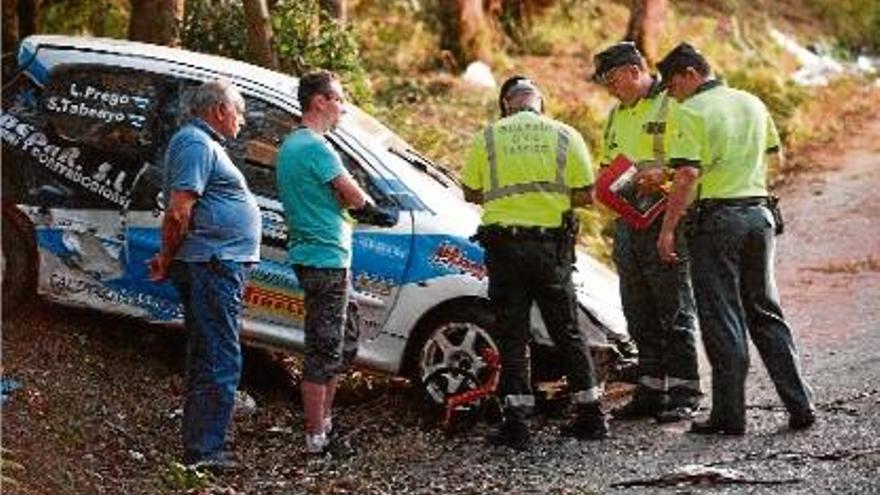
left=182, top=79, right=244, bottom=119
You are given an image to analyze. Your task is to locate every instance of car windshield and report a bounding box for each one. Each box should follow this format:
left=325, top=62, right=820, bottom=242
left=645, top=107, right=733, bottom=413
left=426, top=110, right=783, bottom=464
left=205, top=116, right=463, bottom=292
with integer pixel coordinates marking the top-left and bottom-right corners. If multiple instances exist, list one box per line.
left=340, top=105, right=467, bottom=212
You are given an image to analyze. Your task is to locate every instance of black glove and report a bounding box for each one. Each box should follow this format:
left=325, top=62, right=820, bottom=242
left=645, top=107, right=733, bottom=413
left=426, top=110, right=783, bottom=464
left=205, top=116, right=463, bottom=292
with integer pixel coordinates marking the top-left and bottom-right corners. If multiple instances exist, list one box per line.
left=350, top=202, right=398, bottom=227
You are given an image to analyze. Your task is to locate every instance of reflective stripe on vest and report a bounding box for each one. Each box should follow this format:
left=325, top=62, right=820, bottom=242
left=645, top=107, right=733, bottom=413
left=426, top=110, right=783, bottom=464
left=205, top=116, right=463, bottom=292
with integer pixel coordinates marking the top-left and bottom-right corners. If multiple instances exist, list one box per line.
left=637, top=93, right=671, bottom=168
left=504, top=394, right=536, bottom=408
left=483, top=125, right=571, bottom=202
left=571, top=386, right=603, bottom=404
left=639, top=375, right=667, bottom=391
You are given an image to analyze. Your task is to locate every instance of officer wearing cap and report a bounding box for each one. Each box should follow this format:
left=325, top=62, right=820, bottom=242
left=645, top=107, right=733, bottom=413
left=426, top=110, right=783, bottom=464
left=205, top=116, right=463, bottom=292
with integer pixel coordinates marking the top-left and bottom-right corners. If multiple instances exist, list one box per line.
left=591, top=42, right=702, bottom=423
left=657, top=42, right=816, bottom=435
left=461, top=75, right=608, bottom=450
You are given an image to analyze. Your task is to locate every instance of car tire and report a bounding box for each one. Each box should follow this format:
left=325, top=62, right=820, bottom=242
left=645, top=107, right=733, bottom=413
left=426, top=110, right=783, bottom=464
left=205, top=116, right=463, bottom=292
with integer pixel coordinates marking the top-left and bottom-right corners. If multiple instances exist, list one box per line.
left=2, top=214, right=36, bottom=318
left=408, top=304, right=499, bottom=406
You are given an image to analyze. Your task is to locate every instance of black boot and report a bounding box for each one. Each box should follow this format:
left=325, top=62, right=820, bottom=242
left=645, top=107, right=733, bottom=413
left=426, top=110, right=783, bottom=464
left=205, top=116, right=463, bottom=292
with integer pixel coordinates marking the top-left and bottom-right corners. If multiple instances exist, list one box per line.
left=610, top=395, right=666, bottom=420
left=488, top=418, right=530, bottom=451
left=656, top=392, right=701, bottom=423
left=560, top=403, right=609, bottom=440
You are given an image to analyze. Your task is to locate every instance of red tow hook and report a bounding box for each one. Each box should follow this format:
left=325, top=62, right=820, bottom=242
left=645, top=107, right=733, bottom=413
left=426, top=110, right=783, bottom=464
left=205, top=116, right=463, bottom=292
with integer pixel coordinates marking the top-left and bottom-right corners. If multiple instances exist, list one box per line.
left=442, top=347, right=501, bottom=429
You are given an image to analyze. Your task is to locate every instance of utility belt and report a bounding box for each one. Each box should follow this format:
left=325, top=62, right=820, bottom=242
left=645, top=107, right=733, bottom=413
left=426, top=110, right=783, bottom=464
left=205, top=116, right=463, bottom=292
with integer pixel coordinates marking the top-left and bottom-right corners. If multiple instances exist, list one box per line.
left=697, top=196, right=768, bottom=209
left=692, top=195, right=784, bottom=235
left=476, top=224, right=566, bottom=242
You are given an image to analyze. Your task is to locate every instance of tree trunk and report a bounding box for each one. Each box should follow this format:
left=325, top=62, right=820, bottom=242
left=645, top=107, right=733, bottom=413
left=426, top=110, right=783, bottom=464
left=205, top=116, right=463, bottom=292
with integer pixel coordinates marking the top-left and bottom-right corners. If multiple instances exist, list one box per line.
left=320, top=0, right=345, bottom=23
left=243, top=0, right=277, bottom=69
left=3, top=0, right=19, bottom=52
left=128, top=0, right=185, bottom=47
left=501, top=0, right=555, bottom=39
left=624, top=0, right=666, bottom=67
left=455, top=0, right=492, bottom=64
left=17, top=0, right=38, bottom=39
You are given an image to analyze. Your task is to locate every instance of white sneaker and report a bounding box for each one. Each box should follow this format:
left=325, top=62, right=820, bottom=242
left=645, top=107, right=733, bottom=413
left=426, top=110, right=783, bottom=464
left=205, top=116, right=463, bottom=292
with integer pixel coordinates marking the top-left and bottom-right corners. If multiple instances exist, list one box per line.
left=305, top=432, right=328, bottom=454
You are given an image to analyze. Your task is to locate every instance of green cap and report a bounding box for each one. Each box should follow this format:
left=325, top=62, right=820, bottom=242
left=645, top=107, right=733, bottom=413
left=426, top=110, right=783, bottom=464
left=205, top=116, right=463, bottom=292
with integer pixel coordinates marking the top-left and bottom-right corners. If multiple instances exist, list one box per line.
left=591, top=42, right=643, bottom=83
left=657, top=42, right=710, bottom=82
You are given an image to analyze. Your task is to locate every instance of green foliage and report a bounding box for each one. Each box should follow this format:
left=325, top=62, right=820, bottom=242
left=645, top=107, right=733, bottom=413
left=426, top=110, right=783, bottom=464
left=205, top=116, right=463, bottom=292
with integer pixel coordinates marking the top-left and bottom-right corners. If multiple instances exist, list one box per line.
left=182, top=0, right=248, bottom=61
left=39, top=0, right=128, bottom=38
left=805, top=0, right=880, bottom=51
left=181, top=0, right=371, bottom=105
left=372, top=76, right=495, bottom=167
left=514, top=0, right=627, bottom=57
left=161, top=461, right=213, bottom=491
left=352, top=0, right=440, bottom=74
left=272, top=0, right=371, bottom=105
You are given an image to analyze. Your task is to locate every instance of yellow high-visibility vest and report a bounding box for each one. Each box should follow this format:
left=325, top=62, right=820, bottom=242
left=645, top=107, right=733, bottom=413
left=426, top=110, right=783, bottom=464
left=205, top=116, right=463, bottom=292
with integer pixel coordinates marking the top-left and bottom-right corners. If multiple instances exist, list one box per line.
left=461, top=111, right=594, bottom=227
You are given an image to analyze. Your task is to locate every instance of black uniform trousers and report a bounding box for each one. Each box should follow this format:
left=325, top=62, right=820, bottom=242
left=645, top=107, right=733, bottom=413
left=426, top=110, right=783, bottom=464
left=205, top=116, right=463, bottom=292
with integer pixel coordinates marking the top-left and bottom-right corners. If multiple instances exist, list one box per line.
left=612, top=219, right=702, bottom=407
left=689, top=203, right=814, bottom=430
left=484, top=233, right=602, bottom=420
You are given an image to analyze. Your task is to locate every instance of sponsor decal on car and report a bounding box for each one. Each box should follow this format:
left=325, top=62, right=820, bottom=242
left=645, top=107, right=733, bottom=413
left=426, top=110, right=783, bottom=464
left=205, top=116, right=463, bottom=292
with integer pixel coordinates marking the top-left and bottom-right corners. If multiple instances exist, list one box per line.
left=0, top=112, right=142, bottom=208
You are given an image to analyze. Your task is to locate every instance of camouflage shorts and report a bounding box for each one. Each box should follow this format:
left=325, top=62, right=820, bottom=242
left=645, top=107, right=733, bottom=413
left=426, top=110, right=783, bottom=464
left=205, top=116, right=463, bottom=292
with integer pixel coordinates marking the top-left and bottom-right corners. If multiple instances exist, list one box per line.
left=293, top=265, right=360, bottom=384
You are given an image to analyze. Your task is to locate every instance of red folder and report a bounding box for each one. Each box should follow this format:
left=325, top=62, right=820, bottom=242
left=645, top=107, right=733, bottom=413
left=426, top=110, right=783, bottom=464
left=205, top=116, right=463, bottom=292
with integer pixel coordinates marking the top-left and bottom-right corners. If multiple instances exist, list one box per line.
left=595, top=154, right=667, bottom=230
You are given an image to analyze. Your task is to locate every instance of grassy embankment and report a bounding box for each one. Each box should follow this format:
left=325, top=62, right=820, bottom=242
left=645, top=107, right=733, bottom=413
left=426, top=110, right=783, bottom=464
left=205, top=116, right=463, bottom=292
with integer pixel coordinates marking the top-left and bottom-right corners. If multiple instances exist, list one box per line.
left=351, top=0, right=880, bottom=261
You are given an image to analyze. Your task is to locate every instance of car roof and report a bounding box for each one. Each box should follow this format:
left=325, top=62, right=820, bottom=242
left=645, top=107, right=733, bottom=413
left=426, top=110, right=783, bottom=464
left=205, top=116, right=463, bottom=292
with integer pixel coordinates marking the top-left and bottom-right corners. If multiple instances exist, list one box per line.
left=21, top=35, right=300, bottom=109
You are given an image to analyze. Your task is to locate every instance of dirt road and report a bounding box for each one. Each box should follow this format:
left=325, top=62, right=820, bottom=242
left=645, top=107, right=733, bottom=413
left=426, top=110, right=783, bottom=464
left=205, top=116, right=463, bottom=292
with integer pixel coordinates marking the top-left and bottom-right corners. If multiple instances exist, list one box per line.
left=3, top=117, right=879, bottom=494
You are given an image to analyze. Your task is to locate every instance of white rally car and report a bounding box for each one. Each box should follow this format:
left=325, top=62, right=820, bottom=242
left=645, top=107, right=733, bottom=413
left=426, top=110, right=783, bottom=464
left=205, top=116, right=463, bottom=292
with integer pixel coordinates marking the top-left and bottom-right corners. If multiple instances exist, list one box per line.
left=1, top=35, right=629, bottom=400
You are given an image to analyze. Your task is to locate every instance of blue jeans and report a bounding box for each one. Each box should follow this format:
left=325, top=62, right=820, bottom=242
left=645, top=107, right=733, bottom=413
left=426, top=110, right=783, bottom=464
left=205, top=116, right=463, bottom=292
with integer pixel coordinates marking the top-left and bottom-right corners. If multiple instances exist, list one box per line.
left=689, top=204, right=814, bottom=429
left=169, top=258, right=249, bottom=464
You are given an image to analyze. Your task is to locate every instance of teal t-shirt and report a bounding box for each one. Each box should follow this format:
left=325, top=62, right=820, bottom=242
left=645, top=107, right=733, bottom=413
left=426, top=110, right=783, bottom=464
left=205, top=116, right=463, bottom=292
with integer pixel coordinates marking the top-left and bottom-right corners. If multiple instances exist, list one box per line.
left=276, top=128, right=352, bottom=268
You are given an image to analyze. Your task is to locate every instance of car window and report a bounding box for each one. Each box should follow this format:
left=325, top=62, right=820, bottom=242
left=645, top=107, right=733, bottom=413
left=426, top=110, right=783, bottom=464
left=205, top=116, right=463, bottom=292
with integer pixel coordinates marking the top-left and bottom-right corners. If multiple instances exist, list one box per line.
left=226, top=96, right=390, bottom=207
left=45, top=65, right=166, bottom=155
left=2, top=64, right=171, bottom=210
left=32, top=65, right=178, bottom=210
left=226, top=96, right=299, bottom=199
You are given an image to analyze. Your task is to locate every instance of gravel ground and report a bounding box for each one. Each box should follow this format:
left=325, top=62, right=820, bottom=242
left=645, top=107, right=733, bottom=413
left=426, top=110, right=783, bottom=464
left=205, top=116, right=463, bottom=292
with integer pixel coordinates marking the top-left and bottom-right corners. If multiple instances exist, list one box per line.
left=3, top=119, right=879, bottom=495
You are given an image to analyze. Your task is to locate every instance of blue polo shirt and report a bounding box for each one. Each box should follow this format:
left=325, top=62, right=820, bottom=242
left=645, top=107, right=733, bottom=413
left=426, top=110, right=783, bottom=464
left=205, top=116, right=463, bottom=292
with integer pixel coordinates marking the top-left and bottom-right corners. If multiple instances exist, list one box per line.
left=164, top=119, right=261, bottom=262
left=276, top=127, right=352, bottom=269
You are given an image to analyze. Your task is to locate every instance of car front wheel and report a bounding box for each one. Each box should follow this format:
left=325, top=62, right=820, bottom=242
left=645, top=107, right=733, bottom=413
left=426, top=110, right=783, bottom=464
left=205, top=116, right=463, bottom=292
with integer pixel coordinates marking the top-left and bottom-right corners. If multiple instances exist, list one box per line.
left=410, top=305, right=498, bottom=406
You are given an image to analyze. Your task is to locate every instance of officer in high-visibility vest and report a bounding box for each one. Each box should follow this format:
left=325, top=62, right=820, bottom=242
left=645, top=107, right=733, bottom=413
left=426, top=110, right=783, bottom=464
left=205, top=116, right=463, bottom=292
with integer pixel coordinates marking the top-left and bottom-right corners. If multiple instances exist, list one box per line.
left=462, top=76, right=608, bottom=450
left=591, top=42, right=702, bottom=423
left=657, top=42, right=816, bottom=435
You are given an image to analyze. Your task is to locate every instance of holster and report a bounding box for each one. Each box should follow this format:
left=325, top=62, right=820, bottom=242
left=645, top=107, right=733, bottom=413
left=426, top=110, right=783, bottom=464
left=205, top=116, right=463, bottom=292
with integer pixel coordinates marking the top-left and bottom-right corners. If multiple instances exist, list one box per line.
left=768, top=195, right=785, bottom=235
left=558, top=210, right=578, bottom=260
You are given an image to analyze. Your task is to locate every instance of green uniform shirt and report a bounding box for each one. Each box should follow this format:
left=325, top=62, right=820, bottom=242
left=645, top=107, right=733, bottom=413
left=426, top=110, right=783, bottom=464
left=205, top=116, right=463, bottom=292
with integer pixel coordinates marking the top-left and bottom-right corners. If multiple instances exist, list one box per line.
left=600, top=83, right=697, bottom=168
left=677, top=81, right=781, bottom=199
left=461, top=111, right=594, bottom=228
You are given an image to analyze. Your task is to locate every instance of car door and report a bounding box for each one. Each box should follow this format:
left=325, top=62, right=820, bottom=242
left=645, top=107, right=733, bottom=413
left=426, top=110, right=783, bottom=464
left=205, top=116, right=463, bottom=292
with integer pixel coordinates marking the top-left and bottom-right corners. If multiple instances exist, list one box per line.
left=3, top=62, right=177, bottom=318
left=227, top=94, right=411, bottom=343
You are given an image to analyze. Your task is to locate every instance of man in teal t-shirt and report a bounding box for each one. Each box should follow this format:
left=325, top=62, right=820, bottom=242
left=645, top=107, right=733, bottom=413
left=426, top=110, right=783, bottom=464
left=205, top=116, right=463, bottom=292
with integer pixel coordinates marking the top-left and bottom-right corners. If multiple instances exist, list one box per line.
left=276, top=70, right=371, bottom=455
left=658, top=43, right=816, bottom=436
left=277, top=123, right=352, bottom=269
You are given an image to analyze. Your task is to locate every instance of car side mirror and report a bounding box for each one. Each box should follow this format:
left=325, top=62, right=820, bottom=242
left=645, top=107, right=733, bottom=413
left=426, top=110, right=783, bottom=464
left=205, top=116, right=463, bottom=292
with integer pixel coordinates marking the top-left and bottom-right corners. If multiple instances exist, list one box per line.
left=154, top=190, right=166, bottom=212
left=349, top=203, right=398, bottom=227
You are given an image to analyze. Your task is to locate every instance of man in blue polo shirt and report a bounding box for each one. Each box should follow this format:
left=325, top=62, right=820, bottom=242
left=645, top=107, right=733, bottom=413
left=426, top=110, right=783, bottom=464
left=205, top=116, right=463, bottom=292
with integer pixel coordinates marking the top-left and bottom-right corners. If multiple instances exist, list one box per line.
left=149, top=79, right=261, bottom=469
